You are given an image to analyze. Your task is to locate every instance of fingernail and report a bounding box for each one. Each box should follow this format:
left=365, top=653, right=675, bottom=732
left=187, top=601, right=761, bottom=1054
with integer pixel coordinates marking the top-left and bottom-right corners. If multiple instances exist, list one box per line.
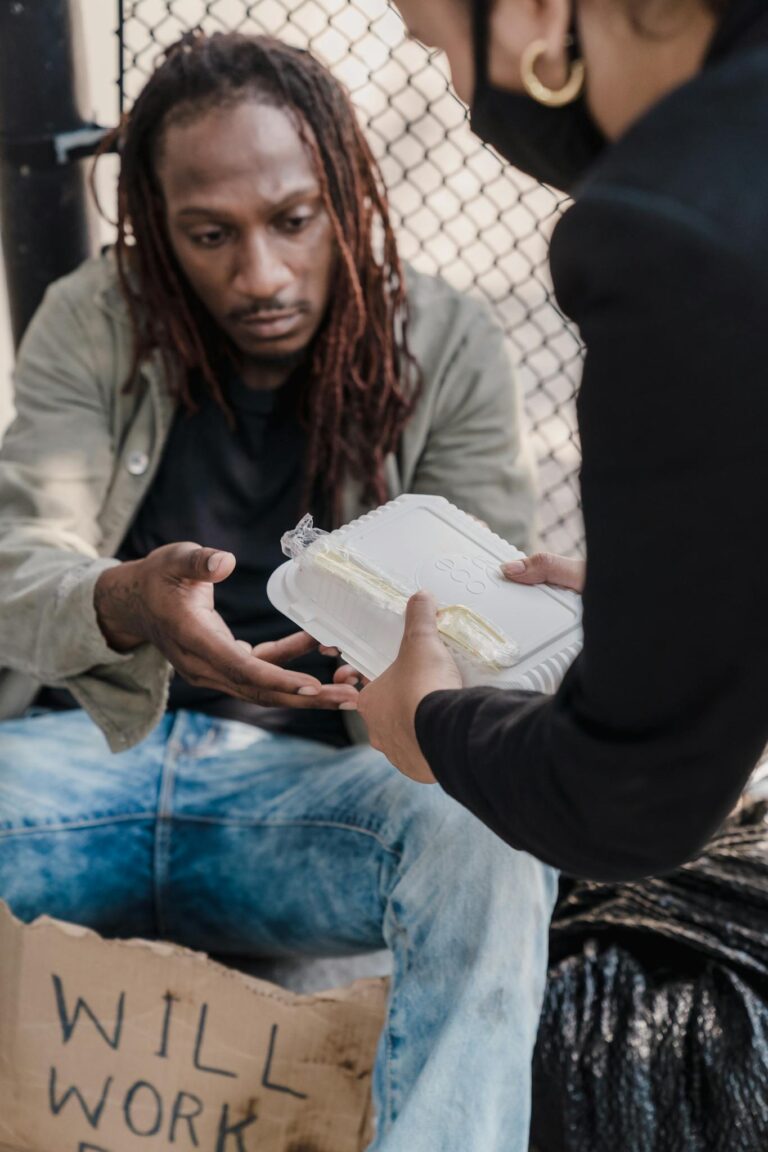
left=502, top=560, right=526, bottom=576
left=339, top=702, right=358, bottom=711
left=207, top=553, right=223, bottom=572
left=298, top=686, right=320, bottom=696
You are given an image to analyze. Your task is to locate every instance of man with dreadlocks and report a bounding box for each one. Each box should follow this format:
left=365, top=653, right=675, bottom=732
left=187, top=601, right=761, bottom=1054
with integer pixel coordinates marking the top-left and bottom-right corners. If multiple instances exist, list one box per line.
left=0, top=30, right=555, bottom=1152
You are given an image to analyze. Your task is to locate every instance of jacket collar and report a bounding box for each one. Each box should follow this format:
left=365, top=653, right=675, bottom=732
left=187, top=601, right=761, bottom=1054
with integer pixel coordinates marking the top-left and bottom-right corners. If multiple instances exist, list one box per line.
left=707, top=0, right=768, bottom=64
left=93, top=248, right=133, bottom=323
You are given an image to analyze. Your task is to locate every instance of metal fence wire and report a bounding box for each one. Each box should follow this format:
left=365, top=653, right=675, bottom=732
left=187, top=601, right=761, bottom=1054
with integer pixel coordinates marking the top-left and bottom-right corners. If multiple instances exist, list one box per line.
left=119, top=0, right=584, bottom=555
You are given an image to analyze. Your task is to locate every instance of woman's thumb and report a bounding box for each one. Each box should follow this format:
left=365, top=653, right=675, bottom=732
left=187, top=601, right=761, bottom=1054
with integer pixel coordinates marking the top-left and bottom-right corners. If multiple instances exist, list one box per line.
left=404, top=590, right=439, bottom=638
left=501, top=552, right=585, bottom=593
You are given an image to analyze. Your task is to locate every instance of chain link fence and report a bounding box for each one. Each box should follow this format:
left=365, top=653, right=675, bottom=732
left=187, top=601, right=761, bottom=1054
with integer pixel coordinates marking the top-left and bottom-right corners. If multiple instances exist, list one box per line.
left=119, top=0, right=584, bottom=555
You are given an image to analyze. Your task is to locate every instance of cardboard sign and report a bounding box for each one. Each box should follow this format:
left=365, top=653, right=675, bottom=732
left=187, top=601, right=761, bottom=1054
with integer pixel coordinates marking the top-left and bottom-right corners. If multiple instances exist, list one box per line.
left=0, top=902, right=387, bottom=1152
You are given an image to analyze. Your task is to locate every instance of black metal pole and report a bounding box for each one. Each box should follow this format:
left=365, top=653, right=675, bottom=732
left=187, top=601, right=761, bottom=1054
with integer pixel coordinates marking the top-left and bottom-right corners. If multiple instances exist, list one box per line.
left=0, top=0, right=101, bottom=347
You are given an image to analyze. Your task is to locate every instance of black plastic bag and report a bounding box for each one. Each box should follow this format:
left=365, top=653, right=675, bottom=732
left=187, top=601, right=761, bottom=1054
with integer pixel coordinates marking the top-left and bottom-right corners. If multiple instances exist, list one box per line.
left=531, top=798, right=768, bottom=1152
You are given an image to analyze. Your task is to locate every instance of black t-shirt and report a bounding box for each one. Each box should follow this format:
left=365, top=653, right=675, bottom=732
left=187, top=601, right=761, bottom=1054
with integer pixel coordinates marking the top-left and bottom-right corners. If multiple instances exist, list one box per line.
left=42, top=368, right=349, bottom=748
left=120, top=369, right=348, bottom=747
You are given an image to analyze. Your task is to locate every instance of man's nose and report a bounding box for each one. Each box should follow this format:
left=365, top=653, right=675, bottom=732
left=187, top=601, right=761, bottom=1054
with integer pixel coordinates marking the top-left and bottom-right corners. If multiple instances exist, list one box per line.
left=232, top=232, right=293, bottom=300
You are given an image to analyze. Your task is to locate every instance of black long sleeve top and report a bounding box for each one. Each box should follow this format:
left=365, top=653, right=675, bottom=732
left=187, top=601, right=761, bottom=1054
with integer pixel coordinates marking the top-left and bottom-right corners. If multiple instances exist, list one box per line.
left=415, top=0, right=768, bottom=881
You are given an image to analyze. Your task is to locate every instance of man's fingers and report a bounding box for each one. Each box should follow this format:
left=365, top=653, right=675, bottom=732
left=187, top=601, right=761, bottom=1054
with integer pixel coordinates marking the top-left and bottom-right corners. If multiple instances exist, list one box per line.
left=403, top=591, right=440, bottom=640
left=334, top=665, right=371, bottom=688
left=501, top=552, right=585, bottom=593
left=252, top=631, right=319, bottom=665
left=196, top=548, right=237, bottom=582
left=254, top=681, right=358, bottom=709
left=191, top=679, right=359, bottom=710
left=168, top=628, right=323, bottom=697
left=164, top=542, right=237, bottom=584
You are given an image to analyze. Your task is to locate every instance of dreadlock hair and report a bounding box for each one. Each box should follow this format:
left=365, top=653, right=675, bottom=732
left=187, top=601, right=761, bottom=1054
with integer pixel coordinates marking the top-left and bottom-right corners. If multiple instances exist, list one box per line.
left=96, top=30, right=420, bottom=523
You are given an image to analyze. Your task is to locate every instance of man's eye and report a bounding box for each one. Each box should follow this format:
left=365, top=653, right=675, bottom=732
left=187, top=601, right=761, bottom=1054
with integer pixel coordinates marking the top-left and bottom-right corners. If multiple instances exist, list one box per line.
left=190, top=228, right=227, bottom=247
left=282, top=212, right=313, bottom=233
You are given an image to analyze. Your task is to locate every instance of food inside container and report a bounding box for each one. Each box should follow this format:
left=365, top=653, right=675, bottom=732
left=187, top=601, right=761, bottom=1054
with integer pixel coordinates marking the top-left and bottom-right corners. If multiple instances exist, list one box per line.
left=267, top=495, right=583, bottom=693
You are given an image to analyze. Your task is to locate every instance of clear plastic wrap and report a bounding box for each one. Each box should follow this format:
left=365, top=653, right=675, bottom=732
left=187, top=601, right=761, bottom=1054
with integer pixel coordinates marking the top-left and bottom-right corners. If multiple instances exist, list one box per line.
left=280, top=513, right=328, bottom=560
left=436, top=604, right=519, bottom=670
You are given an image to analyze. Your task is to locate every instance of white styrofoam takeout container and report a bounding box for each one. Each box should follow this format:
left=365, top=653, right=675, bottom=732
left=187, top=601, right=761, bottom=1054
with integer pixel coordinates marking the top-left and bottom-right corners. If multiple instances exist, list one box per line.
left=267, top=494, right=583, bottom=693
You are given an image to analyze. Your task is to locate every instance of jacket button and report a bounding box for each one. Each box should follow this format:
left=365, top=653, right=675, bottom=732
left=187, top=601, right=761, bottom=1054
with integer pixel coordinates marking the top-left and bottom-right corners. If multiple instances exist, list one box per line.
left=126, top=450, right=149, bottom=476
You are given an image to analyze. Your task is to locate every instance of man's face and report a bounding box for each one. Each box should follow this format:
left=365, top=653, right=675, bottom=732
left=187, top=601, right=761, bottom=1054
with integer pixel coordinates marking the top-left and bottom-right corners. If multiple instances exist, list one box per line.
left=156, top=98, right=335, bottom=367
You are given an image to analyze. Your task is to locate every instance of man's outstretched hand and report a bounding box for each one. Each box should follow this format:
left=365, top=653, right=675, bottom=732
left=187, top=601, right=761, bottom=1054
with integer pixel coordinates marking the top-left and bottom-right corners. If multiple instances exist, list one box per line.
left=94, top=543, right=359, bottom=710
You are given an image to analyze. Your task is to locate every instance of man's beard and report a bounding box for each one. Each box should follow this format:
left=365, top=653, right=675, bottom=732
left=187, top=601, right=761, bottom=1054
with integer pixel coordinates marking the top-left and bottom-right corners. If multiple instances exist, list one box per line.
left=242, top=346, right=309, bottom=373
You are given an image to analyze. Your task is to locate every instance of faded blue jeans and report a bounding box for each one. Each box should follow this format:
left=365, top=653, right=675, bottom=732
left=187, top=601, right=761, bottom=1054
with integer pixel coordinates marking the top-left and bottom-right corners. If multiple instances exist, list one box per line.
left=0, top=708, right=557, bottom=1151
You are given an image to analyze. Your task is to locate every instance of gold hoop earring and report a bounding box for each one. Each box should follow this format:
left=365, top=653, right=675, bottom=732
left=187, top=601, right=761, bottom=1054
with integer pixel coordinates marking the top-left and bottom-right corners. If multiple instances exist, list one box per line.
left=520, top=39, right=585, bottom=108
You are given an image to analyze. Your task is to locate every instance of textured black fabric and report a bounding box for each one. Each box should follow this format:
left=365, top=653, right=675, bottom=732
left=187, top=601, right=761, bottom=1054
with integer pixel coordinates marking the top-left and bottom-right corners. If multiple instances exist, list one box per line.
left=118, top=369, right=349, bottom=747
left=531, top=799, right=768, bottom=1152
left=707, top=0, right=768, bottom=59
left=417, top=4, right=768, bottom=878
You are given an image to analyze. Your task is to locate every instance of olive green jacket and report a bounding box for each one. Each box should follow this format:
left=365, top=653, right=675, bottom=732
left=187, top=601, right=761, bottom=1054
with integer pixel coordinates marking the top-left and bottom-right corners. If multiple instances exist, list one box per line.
left=0, top=252, right=535, bottom=752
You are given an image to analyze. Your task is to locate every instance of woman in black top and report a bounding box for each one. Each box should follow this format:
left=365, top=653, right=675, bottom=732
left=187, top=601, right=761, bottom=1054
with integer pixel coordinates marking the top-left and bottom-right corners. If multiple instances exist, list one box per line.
left=357, top=0, right=768, bottom=880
